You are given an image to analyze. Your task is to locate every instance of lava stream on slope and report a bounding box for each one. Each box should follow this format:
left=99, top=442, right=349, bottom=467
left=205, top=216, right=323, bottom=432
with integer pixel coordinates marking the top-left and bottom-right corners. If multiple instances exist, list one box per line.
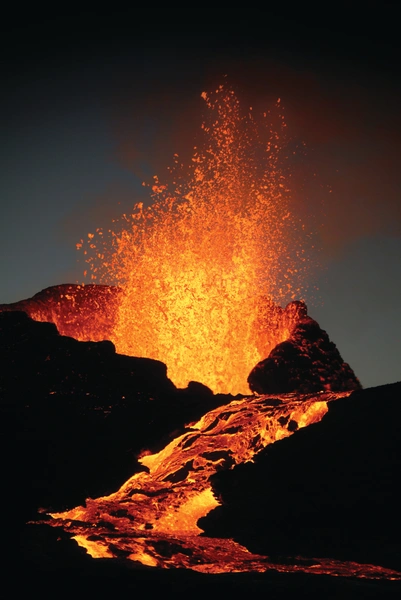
left=45, top=391, right=401, bottom=580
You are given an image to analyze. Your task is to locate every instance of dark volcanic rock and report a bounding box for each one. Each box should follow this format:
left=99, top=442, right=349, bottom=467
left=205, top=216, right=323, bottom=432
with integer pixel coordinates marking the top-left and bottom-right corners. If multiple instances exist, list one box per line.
left=200, top=382, right=401, bottom=571
left=248, top=302, right=361, bottom=394
left=1, top=309, right=173, bottom=398
left=0, top=311, right=225, bottom=521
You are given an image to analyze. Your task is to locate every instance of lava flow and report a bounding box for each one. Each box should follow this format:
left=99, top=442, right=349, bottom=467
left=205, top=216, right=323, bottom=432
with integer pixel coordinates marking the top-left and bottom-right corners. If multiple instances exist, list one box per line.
left=20, top=85, right=398, bottom=580
left=76, top=85, right=311, bottom=394
left=47, top=391, right=400, bottom=580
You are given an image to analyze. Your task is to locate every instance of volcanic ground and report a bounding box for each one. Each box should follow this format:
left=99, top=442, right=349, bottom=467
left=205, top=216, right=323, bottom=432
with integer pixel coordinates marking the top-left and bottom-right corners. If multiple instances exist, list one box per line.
left=2, top=285, right=400, bottom=597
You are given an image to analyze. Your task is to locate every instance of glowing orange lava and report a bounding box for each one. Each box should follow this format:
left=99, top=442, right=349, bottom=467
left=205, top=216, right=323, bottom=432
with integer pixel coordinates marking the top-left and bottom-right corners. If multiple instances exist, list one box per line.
left=25, top=86, right=400, bottom=582
left=46, top=391, right=401, bottom=580
left=78, top=85, right=310, bottom=393
left=49, top=393, right=333, bottom=562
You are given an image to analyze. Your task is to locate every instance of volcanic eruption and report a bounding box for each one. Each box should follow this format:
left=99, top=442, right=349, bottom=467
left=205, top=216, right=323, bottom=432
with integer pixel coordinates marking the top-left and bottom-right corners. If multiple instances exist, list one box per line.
left=2, top=85, right=360, bottom=398
left=3, top=84, right=400, bottom=587
left=74, top=84, right=313, bottom=394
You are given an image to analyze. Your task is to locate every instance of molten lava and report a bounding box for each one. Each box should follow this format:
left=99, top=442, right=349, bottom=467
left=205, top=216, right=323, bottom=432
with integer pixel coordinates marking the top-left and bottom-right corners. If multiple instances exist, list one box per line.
left=51, top=392, right=330, bottom=537
left=12, top=85, right=398, bottom=583
left=77, top=85, right=310, bottom=393
left=46, top=390, right=401, bottom=580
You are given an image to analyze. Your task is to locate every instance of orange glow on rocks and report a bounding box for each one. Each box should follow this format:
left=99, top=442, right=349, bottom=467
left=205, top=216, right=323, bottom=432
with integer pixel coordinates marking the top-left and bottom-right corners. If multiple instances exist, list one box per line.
left=49, top=393, right=333, bottom=561
left=46, top=390, right=401, bottom=580
left=78, top=85, right=310, bottom=393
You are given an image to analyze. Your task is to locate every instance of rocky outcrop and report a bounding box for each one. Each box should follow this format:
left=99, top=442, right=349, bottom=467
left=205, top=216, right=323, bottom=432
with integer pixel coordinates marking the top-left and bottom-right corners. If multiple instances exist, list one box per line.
left=1, top=311, right=224, bottom=518
left=248, top=303, right=361, bottom=394
left=200, top=382, right=401, bottom=571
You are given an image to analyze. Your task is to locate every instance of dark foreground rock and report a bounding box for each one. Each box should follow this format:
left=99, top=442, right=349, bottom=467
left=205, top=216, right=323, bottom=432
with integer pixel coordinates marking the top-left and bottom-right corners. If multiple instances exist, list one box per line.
left=248, top=302, right=361, bottom=394
left=200, top=382, right=401, bottom=572
left=1, top=311, right=225, bottom=521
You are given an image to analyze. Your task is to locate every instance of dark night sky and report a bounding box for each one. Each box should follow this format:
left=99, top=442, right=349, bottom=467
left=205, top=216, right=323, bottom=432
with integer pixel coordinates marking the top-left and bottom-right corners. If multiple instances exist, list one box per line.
left=1, top=9, right=400, bottom=388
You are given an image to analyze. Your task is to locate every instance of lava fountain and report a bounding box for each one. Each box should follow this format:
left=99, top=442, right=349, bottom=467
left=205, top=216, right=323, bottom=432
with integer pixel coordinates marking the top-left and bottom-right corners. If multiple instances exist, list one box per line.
left=22, top=85, right=400, bottom=582
left=77, top=85, right=310, bottom=394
